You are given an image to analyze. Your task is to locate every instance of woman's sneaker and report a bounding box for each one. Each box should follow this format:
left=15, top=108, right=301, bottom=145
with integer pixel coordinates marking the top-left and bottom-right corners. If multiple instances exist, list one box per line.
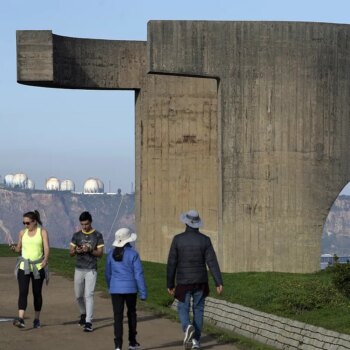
left=78, top=314, right=86, bottom=327
left=33, top=319, right=41, bottom=329
left=13, top=317, right=25, bottom=328
left=128, top=341, right=140, bottom=350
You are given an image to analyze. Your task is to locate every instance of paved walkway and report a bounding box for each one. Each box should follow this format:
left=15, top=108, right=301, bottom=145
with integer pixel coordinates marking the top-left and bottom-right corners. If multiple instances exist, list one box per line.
left=0, top=257, right=238, bottom=350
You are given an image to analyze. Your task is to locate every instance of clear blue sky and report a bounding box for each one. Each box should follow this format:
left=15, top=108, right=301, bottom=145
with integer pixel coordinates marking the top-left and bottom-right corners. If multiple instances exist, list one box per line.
left=2, top=0, right=350, bottom=193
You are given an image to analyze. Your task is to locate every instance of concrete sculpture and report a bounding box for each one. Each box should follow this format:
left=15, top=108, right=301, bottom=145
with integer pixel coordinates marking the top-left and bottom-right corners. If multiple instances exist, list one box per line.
left=17, top=21, right=350, bottom=272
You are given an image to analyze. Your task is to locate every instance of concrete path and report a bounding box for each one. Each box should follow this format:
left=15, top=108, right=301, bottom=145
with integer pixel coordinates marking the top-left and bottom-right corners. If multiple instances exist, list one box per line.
left=0, top=258, right=238, bottom=350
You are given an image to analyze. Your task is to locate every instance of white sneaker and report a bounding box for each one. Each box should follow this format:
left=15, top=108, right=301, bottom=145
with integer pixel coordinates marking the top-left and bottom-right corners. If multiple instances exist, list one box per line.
left=183, top=324, right=195, bottom=344
left=192, top=339, right=200, bottom=349
left=128, top=342, right=140, bottom=350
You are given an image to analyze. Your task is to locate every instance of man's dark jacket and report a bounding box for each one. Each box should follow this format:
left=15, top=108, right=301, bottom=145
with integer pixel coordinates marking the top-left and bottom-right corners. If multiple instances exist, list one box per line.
left=167, top=226, right=223, bottom=289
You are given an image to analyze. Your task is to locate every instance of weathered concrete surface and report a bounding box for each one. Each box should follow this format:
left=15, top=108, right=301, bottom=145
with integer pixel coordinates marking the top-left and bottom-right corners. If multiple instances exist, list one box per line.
left=0, top=257, right=238, bottom=350
left=16, top=21, right=350, bottom=273
left=135, top=74, right=219, bottom=260
left=17, top=31, right=53, bottom=83
left=17, top=31, right=146, bottom=89
left=147, top=21, right=350, bottom=273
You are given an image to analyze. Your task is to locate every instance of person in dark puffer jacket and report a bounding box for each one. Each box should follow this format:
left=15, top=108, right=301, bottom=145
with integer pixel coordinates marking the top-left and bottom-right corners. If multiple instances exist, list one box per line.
left=167, top=210, right=223, bottom=350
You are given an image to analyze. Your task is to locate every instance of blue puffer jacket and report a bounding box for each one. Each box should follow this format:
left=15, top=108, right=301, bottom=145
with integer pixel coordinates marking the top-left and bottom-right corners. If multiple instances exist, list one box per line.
left=105, top=245, right=147, bottom=300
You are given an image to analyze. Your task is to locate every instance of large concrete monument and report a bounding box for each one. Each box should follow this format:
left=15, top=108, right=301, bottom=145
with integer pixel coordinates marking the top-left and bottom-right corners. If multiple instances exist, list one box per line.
left=16, top=21, right=350, bottom=273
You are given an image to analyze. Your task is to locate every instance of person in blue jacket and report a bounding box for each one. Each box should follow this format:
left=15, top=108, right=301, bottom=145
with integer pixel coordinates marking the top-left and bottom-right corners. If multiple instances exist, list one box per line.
left=105, top=228, right=147, bottom=350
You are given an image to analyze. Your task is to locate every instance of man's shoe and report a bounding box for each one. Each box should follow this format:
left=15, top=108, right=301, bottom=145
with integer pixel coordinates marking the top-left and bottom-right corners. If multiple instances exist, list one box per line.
left=33, top=319, right=41, bottom=329
left=129, top=341, right=140, bottom=350
left=13, top=318, right=25, bottom=328
left=192, top=339, right=200, bottom=349
left=183, top=324, right=195, bottom=344
left=83, top=322, right=93, bottom=332
left=78, top=314, right=86, bottom=326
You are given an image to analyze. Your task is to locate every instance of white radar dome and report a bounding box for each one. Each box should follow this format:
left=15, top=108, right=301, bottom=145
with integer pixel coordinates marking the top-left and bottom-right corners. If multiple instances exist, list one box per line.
left=13, top=173, right=28, bottom=188
left=60, top=179, right=75, bottom=191
left=83, top=178, right=104, bottom=193
left=4, top=174, right=14, bottom=187
left=46, top=177, right=60, bottom=191
left=96, top=178, right=104, bottom=192
left=26, top=179, right=35, bottom=190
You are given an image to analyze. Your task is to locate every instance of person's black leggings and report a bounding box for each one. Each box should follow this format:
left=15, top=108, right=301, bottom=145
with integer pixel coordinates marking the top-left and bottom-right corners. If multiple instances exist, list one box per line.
left=111, top=293, right=137, bottom=348
left=17, top=268, right=45, bottom=311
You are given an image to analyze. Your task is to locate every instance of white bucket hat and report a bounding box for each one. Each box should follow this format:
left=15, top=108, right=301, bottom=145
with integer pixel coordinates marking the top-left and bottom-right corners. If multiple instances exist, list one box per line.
left=180, top=210, right=203, bottom=228
left=112, top=228, right=137, bottom=247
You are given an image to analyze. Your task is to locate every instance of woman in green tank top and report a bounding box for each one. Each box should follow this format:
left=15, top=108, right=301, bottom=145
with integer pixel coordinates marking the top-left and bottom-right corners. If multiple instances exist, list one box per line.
left=10, top=210, right=50, bottom=329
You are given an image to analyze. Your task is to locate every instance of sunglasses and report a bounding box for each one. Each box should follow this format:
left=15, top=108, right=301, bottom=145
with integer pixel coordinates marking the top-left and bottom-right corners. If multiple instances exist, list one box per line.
left=23, top=221, right=33, bottom=225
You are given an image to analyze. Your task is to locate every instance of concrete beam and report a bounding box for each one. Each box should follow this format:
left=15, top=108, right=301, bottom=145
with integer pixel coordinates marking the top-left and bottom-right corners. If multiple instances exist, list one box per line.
left=17, top=30, right=54, bottom=84
left=17, top=30, right=146, bottom=89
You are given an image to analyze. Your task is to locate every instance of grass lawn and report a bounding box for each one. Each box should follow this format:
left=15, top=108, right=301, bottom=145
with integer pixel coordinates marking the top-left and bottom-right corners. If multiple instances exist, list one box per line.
left=2, top=244, right=350, bottom=349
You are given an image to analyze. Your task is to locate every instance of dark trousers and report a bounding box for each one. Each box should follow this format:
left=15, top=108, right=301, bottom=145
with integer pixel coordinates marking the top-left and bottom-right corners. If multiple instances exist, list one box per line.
left=111, top=293, right=137, bottom=348
left=17, top=268, right=45, bottom=311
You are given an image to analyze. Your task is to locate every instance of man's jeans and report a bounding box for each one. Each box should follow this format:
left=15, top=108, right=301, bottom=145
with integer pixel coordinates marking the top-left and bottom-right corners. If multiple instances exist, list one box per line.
left=177, top=289, right=205, bottom=341
left=74, top=268, right=97, bottom=323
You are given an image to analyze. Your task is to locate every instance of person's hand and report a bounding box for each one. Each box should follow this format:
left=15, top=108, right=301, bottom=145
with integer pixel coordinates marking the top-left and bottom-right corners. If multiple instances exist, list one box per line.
left=9, top=243, right=16, bottom=251
left=216, top=285, right=223, bottom=295
left=41, top=259, right=48, bottom=268
left=76, top=246, right=83, bottom=254
left=167, top=288, right=175, bottom=296
left=82, top=243, right=92, bottom=253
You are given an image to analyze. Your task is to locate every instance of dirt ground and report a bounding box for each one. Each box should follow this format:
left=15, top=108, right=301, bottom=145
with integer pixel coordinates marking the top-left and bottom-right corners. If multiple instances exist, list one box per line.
left=0, top=257, right=239, bottom=350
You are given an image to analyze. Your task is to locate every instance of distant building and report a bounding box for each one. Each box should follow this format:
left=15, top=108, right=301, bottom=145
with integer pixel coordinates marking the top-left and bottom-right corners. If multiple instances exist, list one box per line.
left=4, top=173, right=33, bottom=190
left=320, top=253, right=350, bottom=270
left=46, top=177, right=60, bottom=191
left=27, top=179, right=35, bottom=190
left=4, top=174, right=14, bottom=187
left=12, top=173, right=28, bottom=189
left=83, top=177, right=104, bottom=194
left=60, top=179, right=75, bottom=191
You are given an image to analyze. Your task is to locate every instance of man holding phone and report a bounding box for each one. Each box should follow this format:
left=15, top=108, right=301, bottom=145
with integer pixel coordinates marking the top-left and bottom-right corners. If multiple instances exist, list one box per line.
left=69, top=211, right=104, bottom=332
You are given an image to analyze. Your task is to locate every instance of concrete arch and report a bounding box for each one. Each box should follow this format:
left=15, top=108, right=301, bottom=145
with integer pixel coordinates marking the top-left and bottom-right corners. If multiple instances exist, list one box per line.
left=322, top=181, right=350, bottom=257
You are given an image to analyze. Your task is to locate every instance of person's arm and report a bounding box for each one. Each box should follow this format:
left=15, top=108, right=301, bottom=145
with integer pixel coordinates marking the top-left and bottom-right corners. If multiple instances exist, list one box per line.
left=90, top=246, right=103, bottom=257
left=89, top=233, right=104, bottom=257
left=69, top=243, right=77, bottom=257
left=41, top=228, right=50, bottom=268
left=166, top=238, right=177, bottom=295
left=133, top=253, right=147, bottom=300
left=69, top=233, right=82, bottom=257
left=205, top=237, right=224, bottom=293
left=105, top=253, right=111, bottom=289
left=10, top=230, right=24, bottom=253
